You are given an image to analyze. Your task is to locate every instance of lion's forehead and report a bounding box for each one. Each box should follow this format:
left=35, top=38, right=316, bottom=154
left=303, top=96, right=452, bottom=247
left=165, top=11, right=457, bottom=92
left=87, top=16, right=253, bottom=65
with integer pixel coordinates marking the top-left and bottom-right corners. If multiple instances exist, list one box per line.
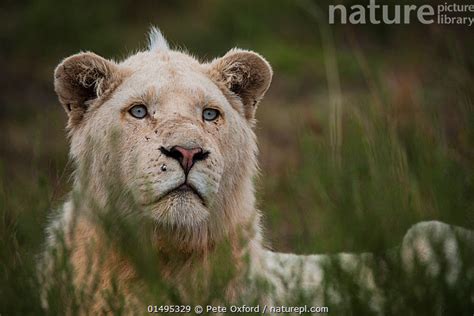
left=112, top=53, right=229, bottom=111
left=120, top=51, right=206, bottom=86
left=121, top=50, right=200, bottom=68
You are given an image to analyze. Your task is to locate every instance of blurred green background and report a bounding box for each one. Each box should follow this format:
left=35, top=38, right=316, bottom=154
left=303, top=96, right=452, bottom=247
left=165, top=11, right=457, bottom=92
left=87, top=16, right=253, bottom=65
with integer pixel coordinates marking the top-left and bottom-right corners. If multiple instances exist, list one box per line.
left=1, top=1, right=473, bottom=309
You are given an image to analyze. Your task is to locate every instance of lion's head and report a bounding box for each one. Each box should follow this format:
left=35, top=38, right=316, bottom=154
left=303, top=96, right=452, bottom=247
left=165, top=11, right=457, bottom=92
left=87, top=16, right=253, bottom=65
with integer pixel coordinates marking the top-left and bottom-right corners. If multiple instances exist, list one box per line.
left=54, top=29, right=272, bottom=252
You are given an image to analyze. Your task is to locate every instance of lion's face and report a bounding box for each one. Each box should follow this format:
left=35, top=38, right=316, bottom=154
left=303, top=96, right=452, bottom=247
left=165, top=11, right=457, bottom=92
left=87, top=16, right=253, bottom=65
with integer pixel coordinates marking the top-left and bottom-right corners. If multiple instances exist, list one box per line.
left=54, top=31, right=272, bottom=247
left=108, top=51, right=252, bottom=228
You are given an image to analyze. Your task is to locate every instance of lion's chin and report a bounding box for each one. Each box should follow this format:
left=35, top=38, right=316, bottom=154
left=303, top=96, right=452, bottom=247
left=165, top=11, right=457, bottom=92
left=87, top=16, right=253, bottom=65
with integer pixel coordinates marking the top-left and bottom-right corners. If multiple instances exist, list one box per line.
left=150, top=189, right=210, bottom=228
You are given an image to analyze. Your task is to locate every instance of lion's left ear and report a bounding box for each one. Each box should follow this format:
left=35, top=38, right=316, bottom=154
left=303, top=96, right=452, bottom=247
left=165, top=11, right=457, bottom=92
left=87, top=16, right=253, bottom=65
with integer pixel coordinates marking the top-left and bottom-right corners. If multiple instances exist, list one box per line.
left=207, top=49, right=273, bottom=121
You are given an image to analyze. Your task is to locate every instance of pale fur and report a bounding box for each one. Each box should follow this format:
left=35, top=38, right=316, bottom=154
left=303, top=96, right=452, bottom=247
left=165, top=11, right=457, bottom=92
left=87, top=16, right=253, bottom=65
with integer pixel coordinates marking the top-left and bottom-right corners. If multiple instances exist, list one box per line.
left=42, top=29, right=474, bottom=314
left=148, top=26, right=169, bottom=51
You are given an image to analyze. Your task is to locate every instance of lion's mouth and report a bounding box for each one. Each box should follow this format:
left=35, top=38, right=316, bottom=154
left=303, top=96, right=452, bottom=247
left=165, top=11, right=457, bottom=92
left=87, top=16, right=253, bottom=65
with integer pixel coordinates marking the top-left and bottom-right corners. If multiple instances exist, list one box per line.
left=148, top=182, right=206, bottom=206
left=173, top=183, right=205, bottom=202
left=142, top=182, right=207, bottom=208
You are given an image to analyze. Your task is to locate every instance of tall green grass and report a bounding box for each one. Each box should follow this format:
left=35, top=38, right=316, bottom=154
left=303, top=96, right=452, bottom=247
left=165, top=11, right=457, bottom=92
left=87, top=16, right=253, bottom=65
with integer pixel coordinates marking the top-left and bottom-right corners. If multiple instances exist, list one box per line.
left=2, top=71, right=474, bottom=314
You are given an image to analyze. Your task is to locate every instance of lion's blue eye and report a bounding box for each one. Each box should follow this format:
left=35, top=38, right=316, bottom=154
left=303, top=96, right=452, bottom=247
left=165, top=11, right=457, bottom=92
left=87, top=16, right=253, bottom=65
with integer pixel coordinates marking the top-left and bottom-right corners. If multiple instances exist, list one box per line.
left=129, top=104, right=148, bottom=119
left=202, top=108, right=220, bottom=121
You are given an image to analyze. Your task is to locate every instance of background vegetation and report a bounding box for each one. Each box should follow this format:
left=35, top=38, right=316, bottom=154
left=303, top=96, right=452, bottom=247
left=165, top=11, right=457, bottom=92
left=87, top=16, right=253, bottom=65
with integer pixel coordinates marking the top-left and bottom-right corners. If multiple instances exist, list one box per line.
left=1, top=0, right=473, bottom=314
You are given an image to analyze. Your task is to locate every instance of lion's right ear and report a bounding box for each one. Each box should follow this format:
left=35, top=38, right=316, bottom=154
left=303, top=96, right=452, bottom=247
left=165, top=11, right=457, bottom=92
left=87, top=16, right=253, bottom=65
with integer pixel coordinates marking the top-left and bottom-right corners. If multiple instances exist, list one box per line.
left=207, top=49, right=273, bottom=122
left=54, top=52, right=121, bottom=126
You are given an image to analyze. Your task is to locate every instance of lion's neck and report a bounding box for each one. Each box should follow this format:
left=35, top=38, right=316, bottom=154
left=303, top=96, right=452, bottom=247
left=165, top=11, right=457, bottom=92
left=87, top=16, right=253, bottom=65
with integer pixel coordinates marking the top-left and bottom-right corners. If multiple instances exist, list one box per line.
left=68, top=174, right=263, bottom=273
left=66, top=158, right=266, bottom=287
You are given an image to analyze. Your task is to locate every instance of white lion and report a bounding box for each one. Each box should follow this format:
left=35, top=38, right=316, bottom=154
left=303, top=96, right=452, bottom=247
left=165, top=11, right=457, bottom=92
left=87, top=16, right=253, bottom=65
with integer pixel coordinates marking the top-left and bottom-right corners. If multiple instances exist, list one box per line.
left=41, top=28, right=474, bottom=314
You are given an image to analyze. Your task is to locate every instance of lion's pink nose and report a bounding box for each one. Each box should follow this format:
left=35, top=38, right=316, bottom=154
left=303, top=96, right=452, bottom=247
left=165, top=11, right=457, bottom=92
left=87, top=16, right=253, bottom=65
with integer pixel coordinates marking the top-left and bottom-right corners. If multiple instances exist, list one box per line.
left=160, top=145, right=209, bottom=174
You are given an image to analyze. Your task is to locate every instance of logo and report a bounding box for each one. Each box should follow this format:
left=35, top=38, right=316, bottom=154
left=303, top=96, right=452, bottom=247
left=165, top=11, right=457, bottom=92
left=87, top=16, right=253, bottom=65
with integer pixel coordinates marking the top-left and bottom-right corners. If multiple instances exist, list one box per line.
left=329, top=1, right=474, bottom=26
